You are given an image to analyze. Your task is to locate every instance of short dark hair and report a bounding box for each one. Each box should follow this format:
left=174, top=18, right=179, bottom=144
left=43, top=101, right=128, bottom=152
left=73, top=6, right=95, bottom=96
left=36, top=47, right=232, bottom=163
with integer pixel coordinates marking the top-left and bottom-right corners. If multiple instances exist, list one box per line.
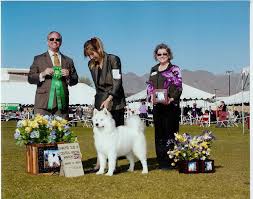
left=153, top=43, right=173, bottom=61
left=47, top=31, right=62, bottom=41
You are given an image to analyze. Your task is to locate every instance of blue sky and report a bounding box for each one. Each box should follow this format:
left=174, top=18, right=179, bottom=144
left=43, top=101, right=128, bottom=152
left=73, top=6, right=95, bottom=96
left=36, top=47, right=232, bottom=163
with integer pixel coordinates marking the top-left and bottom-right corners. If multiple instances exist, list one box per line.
left=1, top=1, right=250, bottom=79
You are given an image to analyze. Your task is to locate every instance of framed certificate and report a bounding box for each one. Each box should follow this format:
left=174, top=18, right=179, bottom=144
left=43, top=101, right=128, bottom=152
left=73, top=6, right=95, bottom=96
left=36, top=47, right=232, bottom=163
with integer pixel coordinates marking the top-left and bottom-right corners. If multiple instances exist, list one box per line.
left=153, top=89, right=168, bottom=104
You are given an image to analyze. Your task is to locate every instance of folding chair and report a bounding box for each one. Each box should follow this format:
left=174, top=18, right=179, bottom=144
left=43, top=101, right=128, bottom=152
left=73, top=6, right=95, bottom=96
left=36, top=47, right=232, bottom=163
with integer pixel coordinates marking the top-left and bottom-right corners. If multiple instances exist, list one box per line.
left=227, top=115, right=239, bottom=127
left=199, top=114, right=210, bottom=127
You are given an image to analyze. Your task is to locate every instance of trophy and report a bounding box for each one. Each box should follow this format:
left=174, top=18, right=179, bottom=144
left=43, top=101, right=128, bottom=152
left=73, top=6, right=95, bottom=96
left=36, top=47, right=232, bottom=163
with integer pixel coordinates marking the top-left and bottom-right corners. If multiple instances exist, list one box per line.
left=153, top=89, right=168, bottom=104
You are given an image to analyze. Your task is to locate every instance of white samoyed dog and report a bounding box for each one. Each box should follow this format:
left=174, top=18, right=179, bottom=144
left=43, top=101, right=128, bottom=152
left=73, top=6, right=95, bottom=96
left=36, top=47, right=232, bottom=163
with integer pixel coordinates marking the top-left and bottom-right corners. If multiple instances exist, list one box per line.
left=92, top=108, right=148, bottom=176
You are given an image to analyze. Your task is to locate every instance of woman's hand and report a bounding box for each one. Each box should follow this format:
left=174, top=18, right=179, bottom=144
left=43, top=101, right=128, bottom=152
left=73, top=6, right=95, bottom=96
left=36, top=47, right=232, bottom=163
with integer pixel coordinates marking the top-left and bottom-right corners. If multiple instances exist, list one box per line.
left=100, top=95, right=113, bottom=109
left=168, top=98, right=174, bottom=104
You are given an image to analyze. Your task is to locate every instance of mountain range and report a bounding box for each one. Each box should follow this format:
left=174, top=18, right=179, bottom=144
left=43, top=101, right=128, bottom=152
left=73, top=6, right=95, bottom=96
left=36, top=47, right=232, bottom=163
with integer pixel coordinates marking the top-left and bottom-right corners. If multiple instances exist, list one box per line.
left=122, top=70, right=250, bottom=97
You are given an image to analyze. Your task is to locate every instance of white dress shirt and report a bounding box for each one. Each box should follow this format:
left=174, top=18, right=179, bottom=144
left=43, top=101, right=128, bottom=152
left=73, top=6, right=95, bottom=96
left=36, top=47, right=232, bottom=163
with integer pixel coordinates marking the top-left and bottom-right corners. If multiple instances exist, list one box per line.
left=39, top=49, right=62, bottom=82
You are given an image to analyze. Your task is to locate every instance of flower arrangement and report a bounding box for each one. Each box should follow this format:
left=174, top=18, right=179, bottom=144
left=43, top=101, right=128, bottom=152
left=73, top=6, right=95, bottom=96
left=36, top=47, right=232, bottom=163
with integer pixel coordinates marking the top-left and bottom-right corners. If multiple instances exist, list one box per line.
left=14, top=114, right=77, bottom=146
left=167, top=130, right=215, bottom=166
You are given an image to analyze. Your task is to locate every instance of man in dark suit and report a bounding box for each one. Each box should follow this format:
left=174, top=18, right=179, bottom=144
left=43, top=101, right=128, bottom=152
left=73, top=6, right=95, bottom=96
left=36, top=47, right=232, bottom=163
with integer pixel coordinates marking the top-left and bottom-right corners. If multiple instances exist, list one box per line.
left=28, top=31, right=78, bottom=119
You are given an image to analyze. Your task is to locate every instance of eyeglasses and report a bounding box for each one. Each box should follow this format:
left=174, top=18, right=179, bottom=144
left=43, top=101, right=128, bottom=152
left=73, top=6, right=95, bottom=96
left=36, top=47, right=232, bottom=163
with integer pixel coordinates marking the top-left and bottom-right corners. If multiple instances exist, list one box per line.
left=49, top=38, right=62, bottom=42
left=157, top=53, right=168, bottom=56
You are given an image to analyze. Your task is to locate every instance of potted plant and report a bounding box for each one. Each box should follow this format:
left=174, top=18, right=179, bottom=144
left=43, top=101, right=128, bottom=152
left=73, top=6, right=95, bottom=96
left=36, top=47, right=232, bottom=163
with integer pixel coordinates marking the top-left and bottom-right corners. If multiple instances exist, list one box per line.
left=167, top=130, right=215, bottom=173
left=14, top=114, right=77, bottom=174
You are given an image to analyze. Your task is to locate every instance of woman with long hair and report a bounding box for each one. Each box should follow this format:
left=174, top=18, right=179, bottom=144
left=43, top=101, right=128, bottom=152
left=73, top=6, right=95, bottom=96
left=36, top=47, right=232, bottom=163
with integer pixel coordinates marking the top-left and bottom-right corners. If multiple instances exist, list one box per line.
left=83, top=37, right=126, bottom=171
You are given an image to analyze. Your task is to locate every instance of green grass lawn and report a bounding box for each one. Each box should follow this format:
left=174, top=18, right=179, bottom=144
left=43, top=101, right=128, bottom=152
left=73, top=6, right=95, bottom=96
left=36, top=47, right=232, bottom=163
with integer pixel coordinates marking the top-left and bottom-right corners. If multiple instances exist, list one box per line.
left=2, top=121, right=250, bottom=199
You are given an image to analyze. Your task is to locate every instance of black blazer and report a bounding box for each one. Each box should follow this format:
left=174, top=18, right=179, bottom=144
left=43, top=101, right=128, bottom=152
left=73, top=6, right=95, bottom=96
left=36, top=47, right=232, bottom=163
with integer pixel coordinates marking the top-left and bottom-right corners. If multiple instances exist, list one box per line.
left=28, top=51, right=78, bottom=109
left=89, top=53, right=126, bottom=110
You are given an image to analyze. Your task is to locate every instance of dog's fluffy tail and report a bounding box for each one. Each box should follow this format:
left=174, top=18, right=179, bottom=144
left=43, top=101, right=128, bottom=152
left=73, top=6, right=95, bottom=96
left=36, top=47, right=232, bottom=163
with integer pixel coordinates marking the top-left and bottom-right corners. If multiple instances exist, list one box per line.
left=125, top=115, right=144, bottom=133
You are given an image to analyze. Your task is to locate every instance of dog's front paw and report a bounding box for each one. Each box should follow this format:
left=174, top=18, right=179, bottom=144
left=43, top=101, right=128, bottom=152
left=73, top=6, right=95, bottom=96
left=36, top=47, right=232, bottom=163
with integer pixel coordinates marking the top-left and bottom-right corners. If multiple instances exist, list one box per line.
left=105, top=171, right=113, bottom=176
left=142, top=169, right=148, bottom=174
left=127, top=168, right=134, bottom=172
left=96, top=170, right=104, bottom=175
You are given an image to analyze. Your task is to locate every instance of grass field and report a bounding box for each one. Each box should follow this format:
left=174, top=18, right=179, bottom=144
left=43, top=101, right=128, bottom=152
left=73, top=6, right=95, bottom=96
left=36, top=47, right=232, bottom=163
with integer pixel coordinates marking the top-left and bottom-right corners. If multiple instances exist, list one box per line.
left=2, top=121, right=250, bottom=199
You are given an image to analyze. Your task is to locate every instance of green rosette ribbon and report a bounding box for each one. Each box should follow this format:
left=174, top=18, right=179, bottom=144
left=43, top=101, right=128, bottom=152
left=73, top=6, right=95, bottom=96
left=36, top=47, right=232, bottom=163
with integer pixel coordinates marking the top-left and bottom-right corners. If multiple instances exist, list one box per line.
left=47, top=66, right=66, bottom=110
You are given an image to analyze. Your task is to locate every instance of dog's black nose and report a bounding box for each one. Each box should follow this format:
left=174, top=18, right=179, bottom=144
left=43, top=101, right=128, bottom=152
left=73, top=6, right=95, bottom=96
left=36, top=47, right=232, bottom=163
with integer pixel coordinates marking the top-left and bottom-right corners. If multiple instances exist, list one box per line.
left=95, top=123, right=99, bottom=127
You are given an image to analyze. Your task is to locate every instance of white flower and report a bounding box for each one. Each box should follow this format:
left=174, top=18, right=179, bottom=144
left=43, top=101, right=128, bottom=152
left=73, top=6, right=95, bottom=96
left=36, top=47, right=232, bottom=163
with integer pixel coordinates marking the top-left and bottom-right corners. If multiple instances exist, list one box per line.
left=55, top=116, right=63, bottom=121
left=16, top=121, right=23, bottom=128
left=201, top=156, right=206, bottom=160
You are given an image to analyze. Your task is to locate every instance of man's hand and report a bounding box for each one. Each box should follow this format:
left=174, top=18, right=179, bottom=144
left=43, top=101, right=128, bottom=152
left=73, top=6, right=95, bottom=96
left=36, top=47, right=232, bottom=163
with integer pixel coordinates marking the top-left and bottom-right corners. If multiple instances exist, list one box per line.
left=42, top=68, right=54, bottom=77
left=62, top=69, right=69, bottom=77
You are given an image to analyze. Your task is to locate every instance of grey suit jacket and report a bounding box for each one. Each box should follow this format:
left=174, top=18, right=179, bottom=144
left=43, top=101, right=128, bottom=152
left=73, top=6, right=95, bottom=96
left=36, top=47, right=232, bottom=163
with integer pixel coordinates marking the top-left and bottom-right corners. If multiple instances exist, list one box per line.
left=89, top=53, right=126, bottom=110
left=28, top=51, right=78, bottom=110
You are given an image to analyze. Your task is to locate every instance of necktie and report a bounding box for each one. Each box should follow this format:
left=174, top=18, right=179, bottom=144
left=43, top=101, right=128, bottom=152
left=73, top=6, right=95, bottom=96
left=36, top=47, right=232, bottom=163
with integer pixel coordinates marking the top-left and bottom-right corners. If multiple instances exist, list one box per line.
left=53, top=53, right=60, bottom=66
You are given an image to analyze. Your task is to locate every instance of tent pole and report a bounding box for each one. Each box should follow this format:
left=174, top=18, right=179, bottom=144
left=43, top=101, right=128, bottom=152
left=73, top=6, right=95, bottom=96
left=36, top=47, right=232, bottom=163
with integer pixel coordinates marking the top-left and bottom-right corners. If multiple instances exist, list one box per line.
left=241, top=73, right=244, bottom=135
left=180, top=99, right=183, bottom=125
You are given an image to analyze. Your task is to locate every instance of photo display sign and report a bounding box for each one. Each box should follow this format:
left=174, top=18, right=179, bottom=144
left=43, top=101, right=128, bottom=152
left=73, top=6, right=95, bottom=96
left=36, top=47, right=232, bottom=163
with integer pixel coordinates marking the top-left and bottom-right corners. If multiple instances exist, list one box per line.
left=58, top=143, right=84, bottom=177
left=153, top=89, right=168, bottom=104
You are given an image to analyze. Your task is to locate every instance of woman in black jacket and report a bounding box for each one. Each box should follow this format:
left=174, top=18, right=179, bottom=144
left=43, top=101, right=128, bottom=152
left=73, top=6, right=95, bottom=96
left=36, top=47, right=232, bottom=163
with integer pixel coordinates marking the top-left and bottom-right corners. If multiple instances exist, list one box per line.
left=83, top=37, right=126, bottom=170
left=147, top=43, right=182, bottom=169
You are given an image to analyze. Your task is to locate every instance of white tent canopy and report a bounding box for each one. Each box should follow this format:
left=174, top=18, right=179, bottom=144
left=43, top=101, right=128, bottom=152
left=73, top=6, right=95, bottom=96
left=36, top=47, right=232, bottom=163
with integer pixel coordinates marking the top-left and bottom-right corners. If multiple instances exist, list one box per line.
left=1, top=82, right=95, bottom=105
left=217, top=91, right=250, bottom=105
left=126, top=83, right=214, bottom=102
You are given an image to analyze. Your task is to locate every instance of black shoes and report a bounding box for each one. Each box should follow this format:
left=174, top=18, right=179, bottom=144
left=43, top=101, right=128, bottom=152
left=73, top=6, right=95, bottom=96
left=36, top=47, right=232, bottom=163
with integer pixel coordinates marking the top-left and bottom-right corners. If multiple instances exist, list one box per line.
left=159, top=165, right=174, bottom=170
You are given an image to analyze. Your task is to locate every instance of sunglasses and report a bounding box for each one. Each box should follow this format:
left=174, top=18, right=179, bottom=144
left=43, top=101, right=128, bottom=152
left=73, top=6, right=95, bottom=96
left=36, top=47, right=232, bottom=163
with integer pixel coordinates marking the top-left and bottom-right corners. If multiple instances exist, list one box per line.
left=49, top=38, right=62, bottom=42
left=157, top=53, right=168, bottom=56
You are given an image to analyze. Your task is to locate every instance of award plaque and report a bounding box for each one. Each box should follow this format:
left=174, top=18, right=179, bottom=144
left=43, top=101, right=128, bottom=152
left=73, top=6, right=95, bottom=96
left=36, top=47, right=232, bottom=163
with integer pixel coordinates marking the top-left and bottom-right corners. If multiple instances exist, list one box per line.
left=153, top=89, right=168, bottom=104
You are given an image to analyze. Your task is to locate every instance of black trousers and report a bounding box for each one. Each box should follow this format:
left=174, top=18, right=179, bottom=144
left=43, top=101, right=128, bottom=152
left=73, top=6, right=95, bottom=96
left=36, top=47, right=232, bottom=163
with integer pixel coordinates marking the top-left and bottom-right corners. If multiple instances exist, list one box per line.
left=153, top=103, right=180, bottom=167
left=111, top=108, right=125, bottom=127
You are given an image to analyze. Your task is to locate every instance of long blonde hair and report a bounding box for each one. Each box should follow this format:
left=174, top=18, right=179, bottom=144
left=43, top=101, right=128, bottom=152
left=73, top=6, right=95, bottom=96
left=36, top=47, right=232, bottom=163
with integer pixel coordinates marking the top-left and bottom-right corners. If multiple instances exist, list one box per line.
left=83, top=37, right=105, bottom=68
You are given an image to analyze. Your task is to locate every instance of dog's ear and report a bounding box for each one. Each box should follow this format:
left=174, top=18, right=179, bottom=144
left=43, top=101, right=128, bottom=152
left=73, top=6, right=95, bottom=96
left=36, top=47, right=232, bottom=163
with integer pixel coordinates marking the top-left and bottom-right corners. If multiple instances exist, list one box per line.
left=103, top=107, right=109, bottom=115
left=93, top=108, right=98, bottom=115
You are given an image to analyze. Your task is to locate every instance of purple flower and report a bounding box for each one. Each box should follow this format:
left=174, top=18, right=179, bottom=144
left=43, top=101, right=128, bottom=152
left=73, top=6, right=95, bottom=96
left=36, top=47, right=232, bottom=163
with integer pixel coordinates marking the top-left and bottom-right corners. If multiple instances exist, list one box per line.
left=161, top=65, right=182, bottom=89
left=146, top=81, right=155, bottom=95
left=63, top=125, right=70, bottom=132
left=64, top=131, right=71, bottom=136
left=14, top=129, right=21, bottom=139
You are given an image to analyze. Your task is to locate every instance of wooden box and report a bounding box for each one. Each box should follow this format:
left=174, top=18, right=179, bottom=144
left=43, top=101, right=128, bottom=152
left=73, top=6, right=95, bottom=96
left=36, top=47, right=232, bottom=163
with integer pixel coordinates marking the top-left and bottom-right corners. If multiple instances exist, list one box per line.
left=26, top=143, right=61, bottom=175
left=178, top=160, right=199, bottom=174
left=178, top=159, right=215, bottom=174
left=199, top=159, right=215, bottom=173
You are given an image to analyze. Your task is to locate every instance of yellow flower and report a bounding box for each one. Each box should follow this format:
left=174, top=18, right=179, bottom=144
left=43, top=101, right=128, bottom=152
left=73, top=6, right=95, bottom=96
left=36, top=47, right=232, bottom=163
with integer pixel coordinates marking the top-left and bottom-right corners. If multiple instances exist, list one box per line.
left=61, top=119, right=68, bottom=125
left=175, top=134, right=186, bottom=142
left=25, top=127, right=32, bottom=133
left=31, top=121, right=39, bottom=129
left=201, top=141, right=208, bottom=149
left=51, top=120, right=57, bottom=127
left=22, top=120, right=29, bottom=127
left=42, top=119, right=48, bottom=125
left=171, top=162, right=175, bottom=166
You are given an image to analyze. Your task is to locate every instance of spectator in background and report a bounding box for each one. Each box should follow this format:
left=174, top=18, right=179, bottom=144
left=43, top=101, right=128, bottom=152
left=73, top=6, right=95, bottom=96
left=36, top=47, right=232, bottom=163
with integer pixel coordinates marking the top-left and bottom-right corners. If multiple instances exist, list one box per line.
left=191, top=103, right=202, bottom=118
left=147, top=106, right=153, bottom=114
left=139, top=101, right=149, bottom=126
left=216, top=101, right=228, bottom=127
left=183, top=105, right=191, bottom=116
left=76, top=106, right=82, bottom=120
